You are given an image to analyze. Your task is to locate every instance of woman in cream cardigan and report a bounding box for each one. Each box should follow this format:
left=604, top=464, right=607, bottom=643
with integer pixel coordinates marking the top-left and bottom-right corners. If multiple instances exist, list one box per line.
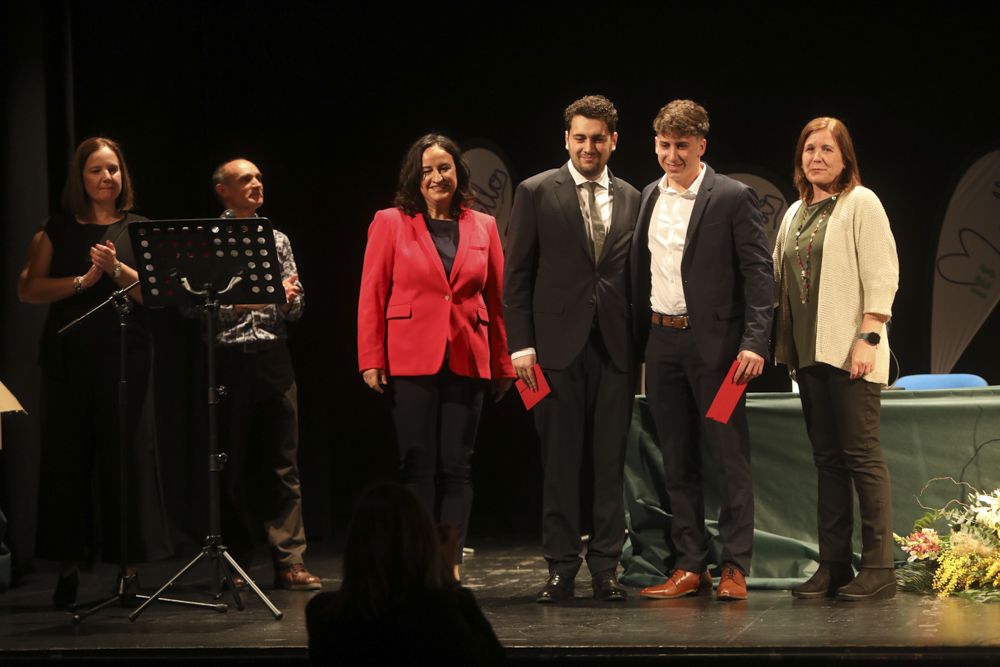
left=773, top=117, right=899, bottom=601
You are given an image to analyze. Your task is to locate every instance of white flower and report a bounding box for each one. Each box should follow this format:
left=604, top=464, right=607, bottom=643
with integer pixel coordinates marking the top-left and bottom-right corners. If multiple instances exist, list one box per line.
left=972, top=491, right=1000, bottom=534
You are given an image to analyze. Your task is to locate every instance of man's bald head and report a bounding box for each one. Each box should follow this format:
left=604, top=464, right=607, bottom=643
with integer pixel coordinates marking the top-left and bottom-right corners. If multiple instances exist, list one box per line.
left=214, top=158, right=264, bottom=217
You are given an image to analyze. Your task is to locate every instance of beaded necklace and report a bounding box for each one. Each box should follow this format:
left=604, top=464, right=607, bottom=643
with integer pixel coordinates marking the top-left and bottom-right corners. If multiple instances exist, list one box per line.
left=793, top=195, right=836, bottom=304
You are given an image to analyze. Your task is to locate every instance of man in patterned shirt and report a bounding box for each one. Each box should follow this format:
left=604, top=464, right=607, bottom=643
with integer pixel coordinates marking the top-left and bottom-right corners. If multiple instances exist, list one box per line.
left=211, top=158, right=320, bottom=591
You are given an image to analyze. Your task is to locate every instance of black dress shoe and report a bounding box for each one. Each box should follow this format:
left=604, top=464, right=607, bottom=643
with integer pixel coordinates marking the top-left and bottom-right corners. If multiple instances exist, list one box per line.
left=791, top=562, right=854, bottom=599
left=536, top=572, right=574, bottom=603
left=592, top=569, right=627, bottom=602
left=53, top=570, right=79, bottom=609
left=836, top=567, right=896, bottom=601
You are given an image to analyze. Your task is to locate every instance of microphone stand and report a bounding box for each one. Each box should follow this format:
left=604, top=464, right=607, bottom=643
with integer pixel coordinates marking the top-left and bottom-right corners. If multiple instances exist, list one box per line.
left=58, top=281, right=182, bottom=623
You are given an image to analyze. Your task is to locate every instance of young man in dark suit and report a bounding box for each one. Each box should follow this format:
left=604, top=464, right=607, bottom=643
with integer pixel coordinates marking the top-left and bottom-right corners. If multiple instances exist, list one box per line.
left=504, top=95, right=640, bottom=603
left=630, top=100, right=773, bottom=601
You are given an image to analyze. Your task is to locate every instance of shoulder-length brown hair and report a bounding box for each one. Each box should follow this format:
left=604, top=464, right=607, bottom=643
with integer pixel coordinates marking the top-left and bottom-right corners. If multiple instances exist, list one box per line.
left=393, top=133, right=473, bottom=218
left=62, top=137, right=135, bottom=219
left=338, top=482, right=451, bottom=618
left=793, top=117, right=861, bottom=204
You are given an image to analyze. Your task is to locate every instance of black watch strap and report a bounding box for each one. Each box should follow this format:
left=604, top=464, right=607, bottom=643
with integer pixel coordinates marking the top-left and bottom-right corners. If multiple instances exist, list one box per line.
left=856, top=331, right=881, bottom=346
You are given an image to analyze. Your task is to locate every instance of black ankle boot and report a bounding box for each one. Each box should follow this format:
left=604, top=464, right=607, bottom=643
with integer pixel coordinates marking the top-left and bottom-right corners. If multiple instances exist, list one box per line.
left=791, top=562, right=854, bottom=599
left=53, top=570, right=79, bottom=608
left=836, top=567, right=896, bottom=601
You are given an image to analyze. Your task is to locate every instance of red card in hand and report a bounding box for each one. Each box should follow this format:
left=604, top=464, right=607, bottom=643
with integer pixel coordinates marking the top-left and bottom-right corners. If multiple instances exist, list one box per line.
left=706, top=359, right=747, bottom=424
left=515, top=364, right=551, bottom=410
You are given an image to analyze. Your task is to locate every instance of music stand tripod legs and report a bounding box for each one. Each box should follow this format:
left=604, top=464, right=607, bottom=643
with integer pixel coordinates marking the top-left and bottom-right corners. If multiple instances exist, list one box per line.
left=130, top=288, right=282, bottom=621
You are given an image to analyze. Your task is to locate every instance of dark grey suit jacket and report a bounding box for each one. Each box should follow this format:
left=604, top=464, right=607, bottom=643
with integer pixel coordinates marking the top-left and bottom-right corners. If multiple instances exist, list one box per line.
left=504, top=164, right=640, bottom=372
left=630, top=163, right=773, bottom=370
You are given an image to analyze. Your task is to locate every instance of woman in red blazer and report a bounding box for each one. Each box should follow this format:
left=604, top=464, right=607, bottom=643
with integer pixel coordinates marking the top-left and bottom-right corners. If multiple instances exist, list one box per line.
left=358, top=133, right=514, bottom=580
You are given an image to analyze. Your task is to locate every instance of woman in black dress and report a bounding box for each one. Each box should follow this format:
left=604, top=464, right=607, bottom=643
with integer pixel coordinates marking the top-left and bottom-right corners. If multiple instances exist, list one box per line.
left=18, top=137, right=168, bottom=606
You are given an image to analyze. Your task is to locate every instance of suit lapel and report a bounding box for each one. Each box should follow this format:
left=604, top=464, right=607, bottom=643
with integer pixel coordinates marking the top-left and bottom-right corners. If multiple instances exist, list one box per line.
left=554, top=166, right=595, bottom=265
left=448, top=209, right=472, bottom=283
left=409, top=212, right=450, bottom=287
left=682, top=164, right=715, bottom=265
left=599, top=173, right=626, bottom=267
left=637, top=183, right=660, bottom=246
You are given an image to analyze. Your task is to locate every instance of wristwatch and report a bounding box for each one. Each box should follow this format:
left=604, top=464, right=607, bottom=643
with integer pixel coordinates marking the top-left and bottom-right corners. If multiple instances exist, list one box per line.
left=856, top=331, right=881, bottom=346
left=113, top=261, right=122, bottom=279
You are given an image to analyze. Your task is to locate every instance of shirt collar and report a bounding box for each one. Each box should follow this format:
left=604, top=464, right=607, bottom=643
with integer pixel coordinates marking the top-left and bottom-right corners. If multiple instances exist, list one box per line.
left=567, top=160, right=610, bottom=190
left=658, top=163, right=705, bottom=200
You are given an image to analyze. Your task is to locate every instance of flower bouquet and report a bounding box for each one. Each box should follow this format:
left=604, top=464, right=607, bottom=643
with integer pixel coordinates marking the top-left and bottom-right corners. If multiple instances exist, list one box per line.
left=895, top=482, right=1000, bottom=602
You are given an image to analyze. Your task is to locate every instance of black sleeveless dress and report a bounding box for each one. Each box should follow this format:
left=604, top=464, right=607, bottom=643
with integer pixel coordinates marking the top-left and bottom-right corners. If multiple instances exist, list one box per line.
left=35, top=212, right=171, bottom=563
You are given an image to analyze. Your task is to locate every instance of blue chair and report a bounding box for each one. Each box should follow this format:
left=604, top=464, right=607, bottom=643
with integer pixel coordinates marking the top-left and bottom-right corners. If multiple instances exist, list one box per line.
left=893, top=373, right=988, bottom=390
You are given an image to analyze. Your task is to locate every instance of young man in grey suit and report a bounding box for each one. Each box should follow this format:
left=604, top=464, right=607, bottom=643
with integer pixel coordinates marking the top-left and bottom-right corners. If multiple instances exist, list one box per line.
left=504, top=95, right=640, bottom=603
left=630, top=100, right=773, bottom=601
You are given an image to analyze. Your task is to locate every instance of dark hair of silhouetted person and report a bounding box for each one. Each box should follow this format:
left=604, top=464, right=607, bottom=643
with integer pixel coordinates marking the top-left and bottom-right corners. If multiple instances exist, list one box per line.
left=393, top=133, right=474, bottom=219
left=338, top=482, right=452, bottom=618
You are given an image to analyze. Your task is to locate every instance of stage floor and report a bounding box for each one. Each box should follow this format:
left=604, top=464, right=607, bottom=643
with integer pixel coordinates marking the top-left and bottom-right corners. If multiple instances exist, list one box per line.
left=2, top=541, right=1000, bottom=664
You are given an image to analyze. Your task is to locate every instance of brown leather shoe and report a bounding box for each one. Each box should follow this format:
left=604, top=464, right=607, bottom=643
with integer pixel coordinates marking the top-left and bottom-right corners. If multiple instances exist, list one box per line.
left=275, top=563, right=321, bottom=591
left=716, top=564, right=747, bottom=601
left=640, top=569, right=712, bottom=599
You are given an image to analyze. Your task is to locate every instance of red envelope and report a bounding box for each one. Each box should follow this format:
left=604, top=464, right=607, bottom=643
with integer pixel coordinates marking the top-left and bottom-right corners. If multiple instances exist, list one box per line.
left=706, top=359, right=747, bottom=424
left=515, top=364, right=551, bottom=410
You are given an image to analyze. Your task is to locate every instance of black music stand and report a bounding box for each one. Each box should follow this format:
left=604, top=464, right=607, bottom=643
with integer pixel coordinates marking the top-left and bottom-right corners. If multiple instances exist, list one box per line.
left=127, top=218, right=285, bottom=621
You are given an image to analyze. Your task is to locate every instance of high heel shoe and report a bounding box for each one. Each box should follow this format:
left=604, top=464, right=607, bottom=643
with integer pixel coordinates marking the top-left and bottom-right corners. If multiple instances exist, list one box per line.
left=53, top=570, right=79, bottom=608
left=122, top=566, right=141, bottom=593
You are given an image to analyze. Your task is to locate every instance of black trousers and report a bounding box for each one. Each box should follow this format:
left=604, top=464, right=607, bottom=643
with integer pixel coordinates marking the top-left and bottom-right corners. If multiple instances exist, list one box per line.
left=390, top=369, right=486, bottom=565
left=217, top=341, right=307, bottom=569
left=644, top=324, right=754, bottom=575
left=534, top=328, right=631, bottom=578
left=797, top=363, right=893, bottom=568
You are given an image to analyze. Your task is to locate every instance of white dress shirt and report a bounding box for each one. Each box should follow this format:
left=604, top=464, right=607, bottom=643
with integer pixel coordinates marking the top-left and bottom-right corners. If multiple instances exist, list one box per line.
left=648, top=163, right=706, bottom=315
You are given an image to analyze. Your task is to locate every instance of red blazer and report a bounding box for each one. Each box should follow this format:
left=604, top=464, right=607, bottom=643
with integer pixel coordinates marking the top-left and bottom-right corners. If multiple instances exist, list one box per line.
left=358, top=207, right=514, bottom=379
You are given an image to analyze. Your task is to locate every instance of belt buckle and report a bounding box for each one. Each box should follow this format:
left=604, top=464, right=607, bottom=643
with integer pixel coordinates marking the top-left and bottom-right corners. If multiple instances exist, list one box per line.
left=653, top=312, right=689, bottom=329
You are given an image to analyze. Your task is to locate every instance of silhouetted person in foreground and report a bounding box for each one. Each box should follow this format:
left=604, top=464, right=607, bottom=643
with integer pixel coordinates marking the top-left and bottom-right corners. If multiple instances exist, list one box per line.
left=306, top=482, right=505, bottom=665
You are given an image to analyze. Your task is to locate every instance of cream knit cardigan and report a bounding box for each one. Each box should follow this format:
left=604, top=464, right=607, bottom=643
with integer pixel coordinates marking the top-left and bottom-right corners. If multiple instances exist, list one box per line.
left=772, top=185, right=899, bottom=385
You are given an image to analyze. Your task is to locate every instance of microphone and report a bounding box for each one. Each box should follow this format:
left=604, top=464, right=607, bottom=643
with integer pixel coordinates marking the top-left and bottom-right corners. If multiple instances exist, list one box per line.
left=221, top=209, right=235, bottom=219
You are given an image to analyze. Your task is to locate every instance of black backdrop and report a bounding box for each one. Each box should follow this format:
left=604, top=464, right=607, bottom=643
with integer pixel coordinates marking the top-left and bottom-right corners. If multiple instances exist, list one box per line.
left=3, top=1, right=1000, bottom=567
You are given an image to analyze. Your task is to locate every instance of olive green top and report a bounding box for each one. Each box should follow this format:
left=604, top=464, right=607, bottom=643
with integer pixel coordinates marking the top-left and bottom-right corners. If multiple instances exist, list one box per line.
left=782, top=196, right=836, bottom=369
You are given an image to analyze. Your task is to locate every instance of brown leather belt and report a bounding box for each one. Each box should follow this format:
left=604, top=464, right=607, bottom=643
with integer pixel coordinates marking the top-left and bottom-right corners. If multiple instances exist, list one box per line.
left=651, top=312, right=690, bottom=329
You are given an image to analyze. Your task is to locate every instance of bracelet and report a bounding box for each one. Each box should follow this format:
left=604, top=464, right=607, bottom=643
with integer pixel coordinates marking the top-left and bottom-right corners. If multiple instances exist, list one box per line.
left=113, top=261, right=122, bottom=279
left=73, top=276, right=83, bottom=293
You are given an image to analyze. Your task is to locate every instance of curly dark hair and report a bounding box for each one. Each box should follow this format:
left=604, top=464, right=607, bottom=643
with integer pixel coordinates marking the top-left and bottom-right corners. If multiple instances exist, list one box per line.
left=652, top=99, right=710, bottom=138
left=563, top=95, right=619, bottom=133
left=393, top=134, right=473, bottom=218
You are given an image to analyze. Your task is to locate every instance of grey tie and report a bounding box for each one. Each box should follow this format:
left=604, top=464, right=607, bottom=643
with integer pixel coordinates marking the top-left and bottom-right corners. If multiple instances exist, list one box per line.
left=585, top=181, right=606, bottom=261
